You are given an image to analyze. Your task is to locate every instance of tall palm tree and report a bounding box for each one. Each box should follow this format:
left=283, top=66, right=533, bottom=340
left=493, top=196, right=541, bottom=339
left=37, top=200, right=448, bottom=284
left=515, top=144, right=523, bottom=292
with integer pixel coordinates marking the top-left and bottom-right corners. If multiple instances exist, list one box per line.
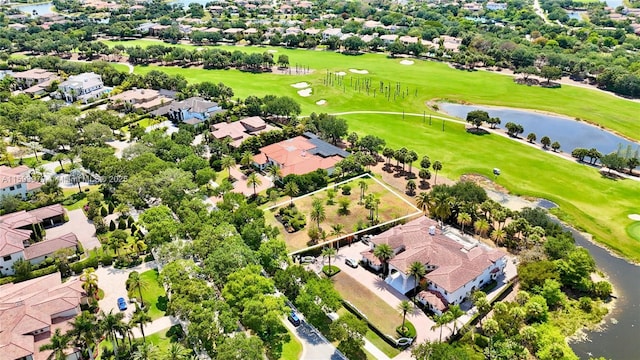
left=165, top=343, right=191, bottom=360
left=69, top=311, right=100, bottom=360
left=358, top=180, right=368, bottom=204
left=52, top=153, right=66, bottom=172
left=383, top=147, right=394, bottom=166
left=266, top=164, right=282, bottom=183
left=433, top=192, right=453, bottom=223
left=405, top=179, right=417, bottom=195
left=69, top=168, right=84, bottom=193
left=126, top=271, right=149, bottom=306
left=132, top=342, right=157, bottom=360
left=405, top=150, right=418, bottom=175
left=99, top=310, right=125, bottom=356
left=407, top=261, right=426, bottom=301
left=432, top=161, right=443, bottom=185
left=474, top=218, right=490, bottom=237
left=446, top=304, right=465, bottom=337
left=80, top=267, right=99, bottom=299
left=415, top=192, right=431, bottom=214
left=373, top=243, right=394, bottom=277
left=490, top=228, right=507, bottom=246
left=457, top=212, right=472, bottom=234
left=398, top=300, right=413, bottom=333
left=131, top=306, right=152, bottom=343
left=239, top=151, right=254, bottom=169
left=246, top=172, right=262, bottom=197
left=284, top=182, right=299, bottom=205
left=321, top=247, right=337, bottom=273
left=431, top=313, right=451, bottom=342
left=221, top=155, right=236, bottom=180
left=310, top=198, right=326, bottom=229
left=39, top=328, right=72, bottom=360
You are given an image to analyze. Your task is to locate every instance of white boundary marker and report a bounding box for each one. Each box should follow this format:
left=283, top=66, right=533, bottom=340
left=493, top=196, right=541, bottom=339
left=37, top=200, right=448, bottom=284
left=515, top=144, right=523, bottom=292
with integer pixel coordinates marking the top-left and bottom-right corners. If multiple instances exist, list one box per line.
left=266, top=173, right=423, bottom=255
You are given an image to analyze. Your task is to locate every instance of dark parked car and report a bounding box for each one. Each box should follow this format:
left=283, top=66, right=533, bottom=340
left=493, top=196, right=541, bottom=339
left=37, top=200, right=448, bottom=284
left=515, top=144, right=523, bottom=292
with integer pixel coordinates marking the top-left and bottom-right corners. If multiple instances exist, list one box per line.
left=288, top=311, right=301, bottom=326
left=117, top=297, right=128, bottom=311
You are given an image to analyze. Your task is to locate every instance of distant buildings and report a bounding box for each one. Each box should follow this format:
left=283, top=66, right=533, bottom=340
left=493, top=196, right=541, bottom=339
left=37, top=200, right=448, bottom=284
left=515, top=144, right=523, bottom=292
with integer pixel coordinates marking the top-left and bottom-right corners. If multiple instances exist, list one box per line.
left=58, top=72, right=108, bottom=103
left=0, top=272, right=86, bottom=360
left=0, top=165, right=42, bottom=200
left=253, top=132, right=349, bottom=176
left=12, top=69, right=58, bottom=92
left=361, top=216, right=507, bottom=314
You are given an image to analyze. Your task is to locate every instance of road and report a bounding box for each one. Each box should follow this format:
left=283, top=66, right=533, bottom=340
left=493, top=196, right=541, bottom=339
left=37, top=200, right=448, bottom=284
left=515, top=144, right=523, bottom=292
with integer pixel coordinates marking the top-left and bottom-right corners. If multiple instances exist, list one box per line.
left=282, top=318, right=347, bottom=360
left=533, top=0, right=551, bottom=24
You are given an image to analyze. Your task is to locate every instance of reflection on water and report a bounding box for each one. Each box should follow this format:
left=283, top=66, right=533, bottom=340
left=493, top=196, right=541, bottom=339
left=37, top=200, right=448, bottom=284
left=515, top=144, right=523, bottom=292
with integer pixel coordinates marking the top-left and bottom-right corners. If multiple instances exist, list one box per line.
left=13, top=2, right=54, bottom=15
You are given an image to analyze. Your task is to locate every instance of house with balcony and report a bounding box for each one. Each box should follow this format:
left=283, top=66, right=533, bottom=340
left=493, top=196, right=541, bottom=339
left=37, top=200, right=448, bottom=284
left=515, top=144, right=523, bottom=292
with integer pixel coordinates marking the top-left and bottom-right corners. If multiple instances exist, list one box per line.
left=361, top=216, right=507, bottom=314
left=153, top=97, right=223, bottom=125
left=0, top=165, right=42, bottom=200
left=57, top=72, right=108, bottom=103
left=0, top=272, right=86, bottom=360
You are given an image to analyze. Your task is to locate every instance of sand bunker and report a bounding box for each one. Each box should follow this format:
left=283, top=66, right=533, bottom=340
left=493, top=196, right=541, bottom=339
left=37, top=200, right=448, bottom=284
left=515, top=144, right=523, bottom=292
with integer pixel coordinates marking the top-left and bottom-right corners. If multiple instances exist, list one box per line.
left=349, top=69, right=369, bottom=74
left=316, top=99, right=327, bottom=105
left=628, top=214, right=640, bottom=221
left=335, top=71, right=346, bottom=76
left=291, top=82, right=310, bottom=89
left=268, top=50, right=278, bottom=53
left=298, top=88, right=312, bottom=97
left=400, top=60, right=414, bottom=65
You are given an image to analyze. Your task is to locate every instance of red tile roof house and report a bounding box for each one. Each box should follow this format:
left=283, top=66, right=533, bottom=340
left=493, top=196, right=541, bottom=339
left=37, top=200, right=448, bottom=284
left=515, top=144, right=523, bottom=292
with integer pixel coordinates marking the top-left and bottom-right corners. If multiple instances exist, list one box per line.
left=0, top=272, right=86, bottom=360
left=210, top=116, right=277, bottom=148
left=361, top=216, right=507, bottom=314
left=0, top=165, right=43, bottom=200
left=252, top=132, right=350, bottom=176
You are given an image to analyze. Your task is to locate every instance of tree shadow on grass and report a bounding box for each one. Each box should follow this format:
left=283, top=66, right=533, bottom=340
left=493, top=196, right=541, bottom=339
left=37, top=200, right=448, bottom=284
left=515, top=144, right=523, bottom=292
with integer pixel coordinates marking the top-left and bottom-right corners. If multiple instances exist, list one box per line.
left=156, top=295, right=168, bottom=311
left=466, top=128, right=490, bottom=136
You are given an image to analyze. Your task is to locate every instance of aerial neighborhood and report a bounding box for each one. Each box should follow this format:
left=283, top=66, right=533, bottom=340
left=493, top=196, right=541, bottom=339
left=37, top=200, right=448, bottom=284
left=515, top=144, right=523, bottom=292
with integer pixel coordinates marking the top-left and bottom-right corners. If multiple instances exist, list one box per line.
left=0, top=0, right=638, bottom=359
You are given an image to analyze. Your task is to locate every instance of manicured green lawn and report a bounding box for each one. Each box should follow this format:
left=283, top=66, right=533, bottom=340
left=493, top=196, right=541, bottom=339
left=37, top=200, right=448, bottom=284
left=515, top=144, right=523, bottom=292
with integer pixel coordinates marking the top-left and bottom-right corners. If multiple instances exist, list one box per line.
left=131, top=269, right=167, bottom=320
left=343, top=113, right=640, bottom=262
left=146, top=325, right=184, bottom=354
left=280, top=327, right=303, bottom=360
left=101, top=40, right=640, bottom=142
left=627, top=221, right=640, bottom=242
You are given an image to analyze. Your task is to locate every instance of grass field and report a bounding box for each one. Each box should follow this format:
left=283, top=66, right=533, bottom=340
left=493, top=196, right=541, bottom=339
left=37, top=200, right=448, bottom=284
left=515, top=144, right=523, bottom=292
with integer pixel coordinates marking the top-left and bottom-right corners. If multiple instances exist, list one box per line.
left=343, top=113, right=640, bottom=262
left=266, top=175, right=417, bottom=252
left=281, top=327, right=303, bottom=360
left=130, top=269, right=167, bottom=320
left=100, top=40, right=640, bottom=142
left=627, top=221, right=640, bottom=242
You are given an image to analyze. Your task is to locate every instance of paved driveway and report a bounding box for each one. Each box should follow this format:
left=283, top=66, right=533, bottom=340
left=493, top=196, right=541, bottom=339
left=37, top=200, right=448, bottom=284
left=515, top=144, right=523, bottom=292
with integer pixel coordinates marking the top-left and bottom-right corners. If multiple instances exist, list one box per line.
left=283, top=318, right=347, bottom=360
left=46, top=209, right=101, bottom=251
left=95, top=261, right=158, bottom=319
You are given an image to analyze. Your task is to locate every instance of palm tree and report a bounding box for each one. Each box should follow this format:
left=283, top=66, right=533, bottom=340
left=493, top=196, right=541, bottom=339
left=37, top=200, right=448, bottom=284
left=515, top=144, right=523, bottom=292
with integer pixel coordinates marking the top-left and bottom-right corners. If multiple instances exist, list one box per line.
left=221, top=155, right=236, bottom=180
left=474, top=218, right=490, bottom=237
left=39, top=328, right=72, bottom=360
left=431, top=312, right=451, bottom=342
left=405, top=150, right=418, bottom=175
left=415, top=192, right=431, bottom=214
left=310, top=198, right=326, bottom=229
left=398, top=300, right=413, bottom=333
left=99, top=310, right=125, bottom=355
left=80, top=267, right=99, bottom=299
left=26, top=141, right=42, bottom=161
left=239, top=151, right=254, bottom=169
left=407, top=261, right=426, bottom=301
left=132, top=342, right=157, bottom=360
left=383, top=147, right=395, bottom=166
left=358, top=180, right=368, bottom=204
left=165, top=343, right=191, bottom=360
left=266, top=164, right=282, bottom=183
left=490, top=228, right=507, bottom=246
left=126, top=271, right=149, bottom=307
left=406, top=179, right=417, bottom=195
left=321, top=247, right=337, bottom=273
left=373, top=243, right=394, bottom=276
left=457, top=212, right=472, bottom=234
left=246, top=172, right=262, bottom=197
left=69, top=168, right=84, bottom=193
left=52, top=153, right=66, bottom=172
left=131, top=306, right=152, bottom=343
left=432, top=192, right=453, bottom=223
left=330, top=223, right=345, bottom=238
left=432, top=161, right=443, bottom=185
left=69, top=311, right=100, bottom=360
left=284, top=182, right=299, bottom=205
left=446, top=304, right=465, bottom=336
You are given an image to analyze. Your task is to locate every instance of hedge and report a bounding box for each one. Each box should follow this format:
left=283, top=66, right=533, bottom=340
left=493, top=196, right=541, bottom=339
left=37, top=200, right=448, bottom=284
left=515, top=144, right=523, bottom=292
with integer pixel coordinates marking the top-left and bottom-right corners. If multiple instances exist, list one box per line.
left=322, top=265, right=341, bottom=277
left=342, top=300, right=400, bottom=348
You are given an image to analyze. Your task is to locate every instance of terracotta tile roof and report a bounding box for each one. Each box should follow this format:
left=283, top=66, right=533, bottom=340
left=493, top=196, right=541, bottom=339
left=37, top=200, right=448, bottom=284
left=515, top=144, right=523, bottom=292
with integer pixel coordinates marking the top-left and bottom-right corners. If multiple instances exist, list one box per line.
left=0, top=205, right=64, bottom=230
left=0, top=225, right=30, bottom=257
left=0, top=273, right=84, bottom=360
left=254, top=135, right=346, bottom=176
left=27, top=204, right=64, bottom=222
left=23, top=233, right=78, bottom=261
left=372, top=217, right=506, bottom=294
left=417, top=290, right=449, bottom=311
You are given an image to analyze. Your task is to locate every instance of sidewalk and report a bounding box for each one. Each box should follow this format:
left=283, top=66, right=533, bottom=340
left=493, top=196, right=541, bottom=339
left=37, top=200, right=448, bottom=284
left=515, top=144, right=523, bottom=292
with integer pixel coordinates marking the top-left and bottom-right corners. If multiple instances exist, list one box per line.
left=131, top=316, right=179, bottom=338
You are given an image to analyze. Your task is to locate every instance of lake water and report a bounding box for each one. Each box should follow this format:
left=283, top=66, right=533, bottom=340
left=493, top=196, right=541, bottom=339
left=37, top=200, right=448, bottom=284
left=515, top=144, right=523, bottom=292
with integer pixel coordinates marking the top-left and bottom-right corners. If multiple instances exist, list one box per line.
left=13, top=1, right=54, bottom=15
left=605, top=0, right=623, bottom=8
left=567, top=226, right=640, bottom=359
left=438, top=103, right=640, bottom=156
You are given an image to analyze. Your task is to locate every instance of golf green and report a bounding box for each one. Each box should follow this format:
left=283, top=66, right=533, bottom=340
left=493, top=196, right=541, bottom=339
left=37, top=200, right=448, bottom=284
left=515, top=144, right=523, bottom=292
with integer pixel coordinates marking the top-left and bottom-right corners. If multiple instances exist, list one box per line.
left=102, top=40, right=640, bottom=142
left=627, top=221, right=640, bottom=243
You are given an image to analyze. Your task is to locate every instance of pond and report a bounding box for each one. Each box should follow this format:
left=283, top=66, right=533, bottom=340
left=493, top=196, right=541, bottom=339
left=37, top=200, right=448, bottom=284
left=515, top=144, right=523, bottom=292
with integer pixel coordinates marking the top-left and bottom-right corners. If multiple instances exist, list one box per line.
left=566, top=225, right=640, bottom=359
left=13, top=1, right=54, bottom=15
left=438, top=103, right=640, bottom=157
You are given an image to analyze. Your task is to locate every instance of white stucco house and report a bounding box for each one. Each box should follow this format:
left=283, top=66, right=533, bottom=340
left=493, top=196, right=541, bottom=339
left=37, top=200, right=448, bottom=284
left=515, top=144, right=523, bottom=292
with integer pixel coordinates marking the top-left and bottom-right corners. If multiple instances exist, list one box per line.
left=361, top=216, right=507, bottom=314
left=58, top=72, right=108, bottom=103
left=0, top=165, right=42, bottom=200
